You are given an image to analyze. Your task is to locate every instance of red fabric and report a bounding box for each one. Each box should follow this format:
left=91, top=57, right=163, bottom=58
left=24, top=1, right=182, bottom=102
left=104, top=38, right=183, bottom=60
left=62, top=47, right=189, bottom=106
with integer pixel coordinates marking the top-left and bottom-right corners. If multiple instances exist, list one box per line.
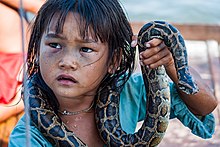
left=0, top=52, right=23, bottom=104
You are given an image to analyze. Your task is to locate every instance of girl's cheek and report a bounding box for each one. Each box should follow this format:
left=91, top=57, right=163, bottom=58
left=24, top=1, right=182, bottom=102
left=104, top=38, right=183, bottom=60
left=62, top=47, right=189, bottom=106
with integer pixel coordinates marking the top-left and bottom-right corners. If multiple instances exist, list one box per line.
left=40, top=49, right=59, bottom=63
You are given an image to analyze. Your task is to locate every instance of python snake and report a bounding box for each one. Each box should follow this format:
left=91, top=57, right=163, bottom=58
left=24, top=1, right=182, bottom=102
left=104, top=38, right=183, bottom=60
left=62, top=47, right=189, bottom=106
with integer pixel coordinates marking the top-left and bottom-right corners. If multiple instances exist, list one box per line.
left=28, top=21, right=198, bottom=146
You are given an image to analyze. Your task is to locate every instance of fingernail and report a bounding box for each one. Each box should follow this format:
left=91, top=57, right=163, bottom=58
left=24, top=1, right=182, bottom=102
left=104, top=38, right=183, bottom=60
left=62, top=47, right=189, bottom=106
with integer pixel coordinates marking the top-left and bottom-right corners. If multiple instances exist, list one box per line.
left=131, top=40, right=137, bottom=47
left=145, top=43, right=151, bottom=48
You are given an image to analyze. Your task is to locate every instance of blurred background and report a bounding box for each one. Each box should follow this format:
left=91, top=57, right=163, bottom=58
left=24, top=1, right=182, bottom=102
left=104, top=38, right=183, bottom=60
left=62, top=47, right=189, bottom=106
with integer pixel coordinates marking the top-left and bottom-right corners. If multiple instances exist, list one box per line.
left=120, top=0, right=220, bottom=146
left=120, top=0, right=220, bottom=24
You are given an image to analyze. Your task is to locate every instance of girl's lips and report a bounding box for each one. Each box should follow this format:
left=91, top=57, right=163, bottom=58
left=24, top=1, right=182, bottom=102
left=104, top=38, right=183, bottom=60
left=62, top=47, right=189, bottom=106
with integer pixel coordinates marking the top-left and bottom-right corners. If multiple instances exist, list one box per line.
left=57, top=74, right=78, bottom=85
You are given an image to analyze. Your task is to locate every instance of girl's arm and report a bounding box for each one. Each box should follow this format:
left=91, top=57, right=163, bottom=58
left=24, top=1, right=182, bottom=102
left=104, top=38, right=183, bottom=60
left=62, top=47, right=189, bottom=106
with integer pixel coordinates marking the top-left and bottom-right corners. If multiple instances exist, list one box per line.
left=0, top=0, right=45, bottom=13
left=165, top=60, right=217, bottom=116
left=131, top=37, right=218, bottom=116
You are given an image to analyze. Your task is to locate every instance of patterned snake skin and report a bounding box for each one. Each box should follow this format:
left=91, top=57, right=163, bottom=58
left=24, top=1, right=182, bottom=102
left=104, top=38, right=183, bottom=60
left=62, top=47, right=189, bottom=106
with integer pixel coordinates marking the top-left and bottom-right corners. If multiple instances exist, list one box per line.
left=28, top=21, right=198, bottom=146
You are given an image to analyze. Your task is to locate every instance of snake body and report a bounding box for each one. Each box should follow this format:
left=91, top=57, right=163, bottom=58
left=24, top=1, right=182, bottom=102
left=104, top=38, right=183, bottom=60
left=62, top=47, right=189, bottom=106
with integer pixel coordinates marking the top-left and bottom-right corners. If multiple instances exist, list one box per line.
left=138, top=21, right=199, bottom=94
left=28, top=21, right=198, bottom=146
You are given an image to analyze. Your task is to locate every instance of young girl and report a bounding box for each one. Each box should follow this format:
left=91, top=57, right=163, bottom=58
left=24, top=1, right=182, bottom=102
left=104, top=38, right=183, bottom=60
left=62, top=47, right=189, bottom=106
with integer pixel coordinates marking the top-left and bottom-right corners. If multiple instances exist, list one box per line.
left=9, top=0, right=217, bottom=146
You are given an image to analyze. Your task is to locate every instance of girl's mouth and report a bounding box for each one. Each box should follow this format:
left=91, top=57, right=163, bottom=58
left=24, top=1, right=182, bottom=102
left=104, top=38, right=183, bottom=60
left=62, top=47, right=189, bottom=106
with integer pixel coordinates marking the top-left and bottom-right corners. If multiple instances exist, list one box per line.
left=57, top=74, right=78, bottom=85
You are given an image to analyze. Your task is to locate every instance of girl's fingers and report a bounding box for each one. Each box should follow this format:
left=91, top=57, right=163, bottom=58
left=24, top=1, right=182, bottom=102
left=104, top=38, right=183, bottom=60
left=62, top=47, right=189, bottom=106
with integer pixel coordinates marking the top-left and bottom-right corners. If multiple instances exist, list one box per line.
left=145, top=38, right=163, bottom=47
left=140, top=41, right=166, bottom=59
left=139, top=38, right=173, bottom=69
left=141, top=48, right=168, bottom=66
left=141, top=47, right=173, bottom=68
left=143, top=55, right=173, bottom=69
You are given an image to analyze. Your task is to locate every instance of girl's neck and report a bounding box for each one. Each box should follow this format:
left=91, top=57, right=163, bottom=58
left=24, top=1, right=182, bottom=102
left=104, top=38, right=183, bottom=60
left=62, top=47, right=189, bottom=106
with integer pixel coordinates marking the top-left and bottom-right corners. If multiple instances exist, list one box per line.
left=58, top=100, right=94, bottom=116
left=57, top=96, right=95, bottom=113
left=59, top=108, right=104, bottom=146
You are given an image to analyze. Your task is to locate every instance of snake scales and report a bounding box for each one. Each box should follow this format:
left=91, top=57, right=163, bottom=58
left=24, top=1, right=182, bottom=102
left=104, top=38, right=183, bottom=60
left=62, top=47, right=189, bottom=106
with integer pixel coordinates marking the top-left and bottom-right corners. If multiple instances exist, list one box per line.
left=27, top=21, right=198, bottom=146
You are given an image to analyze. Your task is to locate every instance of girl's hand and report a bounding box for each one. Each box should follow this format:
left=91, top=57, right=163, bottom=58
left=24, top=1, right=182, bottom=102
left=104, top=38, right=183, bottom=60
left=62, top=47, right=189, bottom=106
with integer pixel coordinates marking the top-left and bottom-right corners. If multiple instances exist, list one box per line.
left=131, top=36, right=178, bottom=84
left=131, top=36, right=218, bottom=116
left=131, top=36, right=174, bottom=70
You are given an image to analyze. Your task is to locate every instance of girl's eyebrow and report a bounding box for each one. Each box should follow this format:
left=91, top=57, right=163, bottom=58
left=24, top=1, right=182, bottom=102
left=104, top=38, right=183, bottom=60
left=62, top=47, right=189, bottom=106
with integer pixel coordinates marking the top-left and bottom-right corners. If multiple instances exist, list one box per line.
left=45, top=33, right=97, bottom=43
left=45, top=33, right=67, bottom=40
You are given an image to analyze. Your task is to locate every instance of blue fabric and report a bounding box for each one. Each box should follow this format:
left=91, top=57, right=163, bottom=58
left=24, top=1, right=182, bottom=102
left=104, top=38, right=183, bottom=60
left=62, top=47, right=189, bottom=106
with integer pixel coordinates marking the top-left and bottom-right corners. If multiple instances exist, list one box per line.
left=9, top=116, right=52, bottom=147
left=9, top=73, right=215, bottom=146
left=119, top=73, right=215, bottom=138
left=169, top=83, right=215, bottom=138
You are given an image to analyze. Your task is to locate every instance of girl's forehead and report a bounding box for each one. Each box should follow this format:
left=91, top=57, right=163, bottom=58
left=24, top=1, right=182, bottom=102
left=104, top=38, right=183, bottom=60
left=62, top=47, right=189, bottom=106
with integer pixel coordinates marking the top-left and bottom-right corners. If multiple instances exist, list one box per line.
left=47, top=13, right=79, bottom=30
left=46, top=12, right=96, bottom=41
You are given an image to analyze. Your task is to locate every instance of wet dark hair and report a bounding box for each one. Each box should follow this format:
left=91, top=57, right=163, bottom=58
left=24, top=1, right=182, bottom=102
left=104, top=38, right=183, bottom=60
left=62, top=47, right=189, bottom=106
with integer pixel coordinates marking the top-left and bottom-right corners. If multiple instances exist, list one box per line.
left=27, top=0, right=136, bottom=109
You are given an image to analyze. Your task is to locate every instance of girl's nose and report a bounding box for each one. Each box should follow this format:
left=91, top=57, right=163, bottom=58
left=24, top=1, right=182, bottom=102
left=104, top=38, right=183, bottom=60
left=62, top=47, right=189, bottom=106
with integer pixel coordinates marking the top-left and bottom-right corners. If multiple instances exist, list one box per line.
left=58, top=58, right=78, bottom=70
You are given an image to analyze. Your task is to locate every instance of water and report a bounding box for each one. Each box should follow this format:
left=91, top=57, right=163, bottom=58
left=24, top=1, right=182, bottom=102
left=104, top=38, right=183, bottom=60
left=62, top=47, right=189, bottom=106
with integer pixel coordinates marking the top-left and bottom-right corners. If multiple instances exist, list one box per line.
left=120, top=0, right=220, bottom=24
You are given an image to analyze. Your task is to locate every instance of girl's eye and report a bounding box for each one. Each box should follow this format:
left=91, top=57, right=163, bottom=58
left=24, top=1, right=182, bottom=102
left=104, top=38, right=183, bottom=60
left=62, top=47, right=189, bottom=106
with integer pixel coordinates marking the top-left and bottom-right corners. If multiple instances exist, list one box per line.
left=49, top=43, right=62, bottom=49
left=80, top=47, right=93, bottom=53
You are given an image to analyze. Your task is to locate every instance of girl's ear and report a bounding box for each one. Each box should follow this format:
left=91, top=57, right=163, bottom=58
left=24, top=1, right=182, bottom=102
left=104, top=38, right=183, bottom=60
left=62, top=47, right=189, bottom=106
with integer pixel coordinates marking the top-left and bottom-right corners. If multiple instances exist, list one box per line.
left=108, top=48, right=122, bottom=74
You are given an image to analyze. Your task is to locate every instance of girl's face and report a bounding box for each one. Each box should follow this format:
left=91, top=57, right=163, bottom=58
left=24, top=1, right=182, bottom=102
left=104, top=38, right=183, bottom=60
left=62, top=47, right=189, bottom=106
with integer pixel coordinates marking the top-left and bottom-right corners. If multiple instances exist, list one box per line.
left=39, top=13, right=109, bottom=101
